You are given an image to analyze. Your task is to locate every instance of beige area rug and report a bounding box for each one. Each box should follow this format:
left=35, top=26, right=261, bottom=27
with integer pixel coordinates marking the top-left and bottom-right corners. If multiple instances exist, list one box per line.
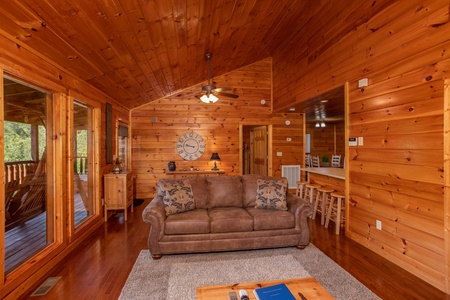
left=119, top=245, right=380, bottom=300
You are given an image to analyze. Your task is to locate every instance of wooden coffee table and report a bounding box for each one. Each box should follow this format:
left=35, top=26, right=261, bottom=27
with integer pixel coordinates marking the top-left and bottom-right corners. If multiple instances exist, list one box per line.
left=196, top=277, right=334, bottom=299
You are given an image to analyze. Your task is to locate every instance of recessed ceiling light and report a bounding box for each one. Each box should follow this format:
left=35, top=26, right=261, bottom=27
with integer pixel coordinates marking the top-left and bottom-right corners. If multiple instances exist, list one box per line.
left=289, top=107, right=296, bottom=111
left=320, top=99, right=329, bottom=103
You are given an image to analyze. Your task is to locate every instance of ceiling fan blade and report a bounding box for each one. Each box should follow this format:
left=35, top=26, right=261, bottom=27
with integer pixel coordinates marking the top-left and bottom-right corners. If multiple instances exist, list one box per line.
left=213, top=87, right=232, bottom=92
left=214, top=91, right=239, bottom=98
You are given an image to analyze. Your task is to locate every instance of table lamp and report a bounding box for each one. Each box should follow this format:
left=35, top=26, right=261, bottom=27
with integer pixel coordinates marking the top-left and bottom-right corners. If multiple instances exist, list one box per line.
left=210, top=152, right=220, bottom=171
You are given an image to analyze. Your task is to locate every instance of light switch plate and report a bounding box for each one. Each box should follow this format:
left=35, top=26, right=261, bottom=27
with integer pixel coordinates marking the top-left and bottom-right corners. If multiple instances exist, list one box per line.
left=277, top=152, right=282, bottom=156
left=358, top=137, right=364, bottom=146
left=376, top=220, right=382, bottom=230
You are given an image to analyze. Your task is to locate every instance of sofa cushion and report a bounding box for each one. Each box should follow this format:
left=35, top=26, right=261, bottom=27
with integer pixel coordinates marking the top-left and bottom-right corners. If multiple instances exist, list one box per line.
left=185, top=176, right=208, bottom=209
left=159, top=179, right=195, bottom=216
left=242, top=174, right=287, bottom=207
left=158, top=176, right=208, bottom=209
left=206, top=176, right=243, bottom=208
left=165, top=209, right=210, bottom=235
left=255, top=178, right=288, bottom=210
left=246, top=207, right=295, bottom=230
left=208, top=207, right=253, bottom=233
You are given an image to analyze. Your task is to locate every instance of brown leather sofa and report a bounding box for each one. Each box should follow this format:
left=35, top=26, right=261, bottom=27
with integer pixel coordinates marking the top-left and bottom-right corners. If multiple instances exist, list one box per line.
left=142, top=174, right=313, bottom=259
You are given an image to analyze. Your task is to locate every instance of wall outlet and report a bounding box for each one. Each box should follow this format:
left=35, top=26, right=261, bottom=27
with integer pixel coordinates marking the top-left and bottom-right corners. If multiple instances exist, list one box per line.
left=358, top=136, right=364, bottom=146
left=376, top=220, right=382, bottom=230
left=286, top=137, right=292, bottom=142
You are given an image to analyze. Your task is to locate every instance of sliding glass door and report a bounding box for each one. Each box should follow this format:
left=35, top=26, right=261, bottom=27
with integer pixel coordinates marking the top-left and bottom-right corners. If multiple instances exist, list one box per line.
left=3, top=76, right=54, bottom=274
left=72, top=101, right=95, bottom=226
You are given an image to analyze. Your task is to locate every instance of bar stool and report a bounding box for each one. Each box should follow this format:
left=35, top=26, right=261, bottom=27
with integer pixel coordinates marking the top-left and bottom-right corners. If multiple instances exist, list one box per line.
left=325, top=192, right=345, bottom=235
left=304, top=183, right=321, bottom=204
left=313, top=186, right=334, bottom=225
left=295, top=180, right=308, bottom=198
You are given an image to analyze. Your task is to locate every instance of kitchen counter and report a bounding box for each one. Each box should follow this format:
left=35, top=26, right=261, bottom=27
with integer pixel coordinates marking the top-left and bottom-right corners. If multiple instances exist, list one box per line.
left=301, top=167, right=345, bottom=180
left=302, top=167, right=345, bottom=193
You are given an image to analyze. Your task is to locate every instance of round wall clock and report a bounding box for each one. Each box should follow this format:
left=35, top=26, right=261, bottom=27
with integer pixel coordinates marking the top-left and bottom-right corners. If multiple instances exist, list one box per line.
left=176, top=132, right=206, bottom=161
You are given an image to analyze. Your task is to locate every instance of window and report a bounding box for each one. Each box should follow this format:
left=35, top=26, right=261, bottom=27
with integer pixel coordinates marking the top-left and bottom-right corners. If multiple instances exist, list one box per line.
left=72, top=101, right=95, bottom=226
left=3, top=76, right=54, bottom=274
left=118, top=124, right=128, bottom=171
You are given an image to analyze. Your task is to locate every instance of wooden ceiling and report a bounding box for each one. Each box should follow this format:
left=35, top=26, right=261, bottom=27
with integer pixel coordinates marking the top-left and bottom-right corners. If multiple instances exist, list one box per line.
left=4, top=78, right=47, bottom=126
left=0, top=1, right=357, bottom=110
left=287, top=85, right=345, bottom=124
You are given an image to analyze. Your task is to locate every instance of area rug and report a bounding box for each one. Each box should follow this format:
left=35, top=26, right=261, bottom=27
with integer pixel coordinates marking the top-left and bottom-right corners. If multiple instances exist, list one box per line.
left=119, top=245, right=380, bottom=300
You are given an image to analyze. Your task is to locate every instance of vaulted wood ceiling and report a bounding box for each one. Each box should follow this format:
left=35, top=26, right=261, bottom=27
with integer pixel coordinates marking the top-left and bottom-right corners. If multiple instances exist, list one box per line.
left=0, top=1, right=373, bottom=110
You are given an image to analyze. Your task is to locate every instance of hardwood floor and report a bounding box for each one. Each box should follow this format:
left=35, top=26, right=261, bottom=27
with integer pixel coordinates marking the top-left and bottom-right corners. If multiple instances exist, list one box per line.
left=24, top=199, right=449, bottom=299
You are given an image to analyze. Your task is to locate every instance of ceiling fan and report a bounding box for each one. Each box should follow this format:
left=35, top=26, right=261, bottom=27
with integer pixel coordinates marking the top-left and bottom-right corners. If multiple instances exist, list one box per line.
left=199, top=53, right=239, bottom=103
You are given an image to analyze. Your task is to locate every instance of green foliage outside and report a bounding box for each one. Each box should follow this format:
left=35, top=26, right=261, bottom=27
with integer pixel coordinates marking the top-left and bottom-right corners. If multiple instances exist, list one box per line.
left=4, top=121, right=88, bottom=174
left=4, top=121, right=46, bottom=162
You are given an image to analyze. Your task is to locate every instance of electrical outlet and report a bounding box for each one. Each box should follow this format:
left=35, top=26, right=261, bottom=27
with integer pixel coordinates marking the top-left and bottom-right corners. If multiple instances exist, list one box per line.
left=286, top=137, right=292, bottom=142
left=376, top=220, right=382, bottom=230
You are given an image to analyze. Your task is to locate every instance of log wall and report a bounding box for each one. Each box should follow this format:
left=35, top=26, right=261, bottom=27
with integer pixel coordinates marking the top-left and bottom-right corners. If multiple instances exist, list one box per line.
left=272, top=0, right=450, bottom=292
left=131, top=59, right=304, bottom=198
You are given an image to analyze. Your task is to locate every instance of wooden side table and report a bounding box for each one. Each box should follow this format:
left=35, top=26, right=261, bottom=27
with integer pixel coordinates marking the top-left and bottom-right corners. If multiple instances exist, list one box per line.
left=103, top=171, right=134, bottom=222
left=166, top=170, right=225, bottom=178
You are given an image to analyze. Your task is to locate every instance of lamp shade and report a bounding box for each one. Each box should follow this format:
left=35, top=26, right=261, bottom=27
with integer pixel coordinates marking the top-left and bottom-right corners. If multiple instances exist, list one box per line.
left=200, top=94, right=218, bottom=103
left=210, top=152, right=221, bottom=161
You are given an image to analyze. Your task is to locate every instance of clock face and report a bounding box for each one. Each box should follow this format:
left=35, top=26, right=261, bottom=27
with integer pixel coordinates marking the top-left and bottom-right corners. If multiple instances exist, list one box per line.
left=176, top=132, right=206, bottom=161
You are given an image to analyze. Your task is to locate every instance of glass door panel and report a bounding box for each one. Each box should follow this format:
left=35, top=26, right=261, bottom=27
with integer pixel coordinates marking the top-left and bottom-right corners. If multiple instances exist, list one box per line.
left=3, top=76, right=54, bottom=274
left=73, top=102, right=94, bottom=226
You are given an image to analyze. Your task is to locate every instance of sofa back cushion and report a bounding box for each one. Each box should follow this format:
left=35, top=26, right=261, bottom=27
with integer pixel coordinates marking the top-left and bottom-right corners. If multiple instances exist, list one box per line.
left=255, top=178, right=288, bottom=210
left=158, top=179, right=195, bottom=216
left=157, top=176, right=208, bottom=209
left=242, top=174, right=288, bottom=207
left=206, top=176, right=243, bottom=208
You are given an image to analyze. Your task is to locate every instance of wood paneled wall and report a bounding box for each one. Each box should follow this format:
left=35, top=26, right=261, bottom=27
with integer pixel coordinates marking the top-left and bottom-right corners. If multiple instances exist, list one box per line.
left=306, top=122, right=345, bottom=162
left=272, top=0, right=449, bottom=292
left=131, top=59, right=304, bottom=198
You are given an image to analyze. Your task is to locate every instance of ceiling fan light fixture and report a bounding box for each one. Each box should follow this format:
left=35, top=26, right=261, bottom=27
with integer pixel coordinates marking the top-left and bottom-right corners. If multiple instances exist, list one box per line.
left=200, top=94, right=218, bottom=103
left=320, top=122, right=326, bottom=127
left=315, top=123, right=320, bottom=128
left=200, top=53, right=238, bottom=102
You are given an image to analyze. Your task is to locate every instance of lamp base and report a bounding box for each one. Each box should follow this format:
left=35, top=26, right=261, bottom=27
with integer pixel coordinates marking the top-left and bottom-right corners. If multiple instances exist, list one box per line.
left=211, top=161, right=219, bottom=171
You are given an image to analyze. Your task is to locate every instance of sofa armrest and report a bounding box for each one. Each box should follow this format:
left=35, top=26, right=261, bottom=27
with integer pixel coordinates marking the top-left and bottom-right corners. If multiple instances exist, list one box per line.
left=142, top=196, right=166, bottom=256
left=287, top=193, right=313, bottom=227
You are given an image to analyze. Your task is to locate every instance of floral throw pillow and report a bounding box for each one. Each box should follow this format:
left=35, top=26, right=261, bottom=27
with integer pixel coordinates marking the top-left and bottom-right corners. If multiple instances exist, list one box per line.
left=255, top=178, right=288, bottom=210
left=160, top=179, right=195, bottom=216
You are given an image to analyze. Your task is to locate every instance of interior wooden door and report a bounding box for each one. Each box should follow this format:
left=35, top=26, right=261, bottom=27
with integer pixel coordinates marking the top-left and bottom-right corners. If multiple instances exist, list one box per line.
left=252, top=125, right=267, bottom=176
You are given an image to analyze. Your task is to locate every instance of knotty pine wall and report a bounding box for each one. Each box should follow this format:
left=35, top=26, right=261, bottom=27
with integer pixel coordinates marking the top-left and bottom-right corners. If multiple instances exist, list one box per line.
left=131, top=59, right=305, bottom=198
left=306, top=122, right=345, bottom=163
left=272, top=0, right=449, bottom=292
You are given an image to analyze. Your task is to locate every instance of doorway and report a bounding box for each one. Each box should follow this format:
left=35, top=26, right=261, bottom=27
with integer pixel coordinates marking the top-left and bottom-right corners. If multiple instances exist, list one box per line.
left=241, top=125, right=270, bottom=176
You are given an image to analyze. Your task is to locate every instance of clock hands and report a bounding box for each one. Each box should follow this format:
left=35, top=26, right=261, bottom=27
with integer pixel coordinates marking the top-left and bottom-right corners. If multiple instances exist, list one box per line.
left=185, top=143, right=196, bottom=148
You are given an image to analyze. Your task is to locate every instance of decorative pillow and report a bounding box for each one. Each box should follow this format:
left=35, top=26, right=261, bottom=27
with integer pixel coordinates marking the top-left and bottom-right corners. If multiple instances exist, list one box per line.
left=255, top=178, right=288, bottom=210
left=160, top=179, right=195, bottom=216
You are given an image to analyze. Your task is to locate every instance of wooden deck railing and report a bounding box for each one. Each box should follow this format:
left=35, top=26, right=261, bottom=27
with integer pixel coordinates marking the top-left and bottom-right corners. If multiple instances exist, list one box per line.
left=4, top=157, right=88, bottom=231
left=5, top=160, right=37, bottom=185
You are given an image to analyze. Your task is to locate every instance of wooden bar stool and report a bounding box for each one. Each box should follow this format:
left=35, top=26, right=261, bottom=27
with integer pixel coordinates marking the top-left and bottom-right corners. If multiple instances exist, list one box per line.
left=325, top=192, right=345, bottom=235
left=295, top=181, right=308, bottom=198
left=313, top=186, right=334, bottom=225
left=304, top=183, right=321, bottom=204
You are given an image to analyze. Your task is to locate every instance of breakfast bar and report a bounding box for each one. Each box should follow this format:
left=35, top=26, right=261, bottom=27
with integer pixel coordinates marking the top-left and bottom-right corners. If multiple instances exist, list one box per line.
left=301, top=167, right=345, bottom=193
